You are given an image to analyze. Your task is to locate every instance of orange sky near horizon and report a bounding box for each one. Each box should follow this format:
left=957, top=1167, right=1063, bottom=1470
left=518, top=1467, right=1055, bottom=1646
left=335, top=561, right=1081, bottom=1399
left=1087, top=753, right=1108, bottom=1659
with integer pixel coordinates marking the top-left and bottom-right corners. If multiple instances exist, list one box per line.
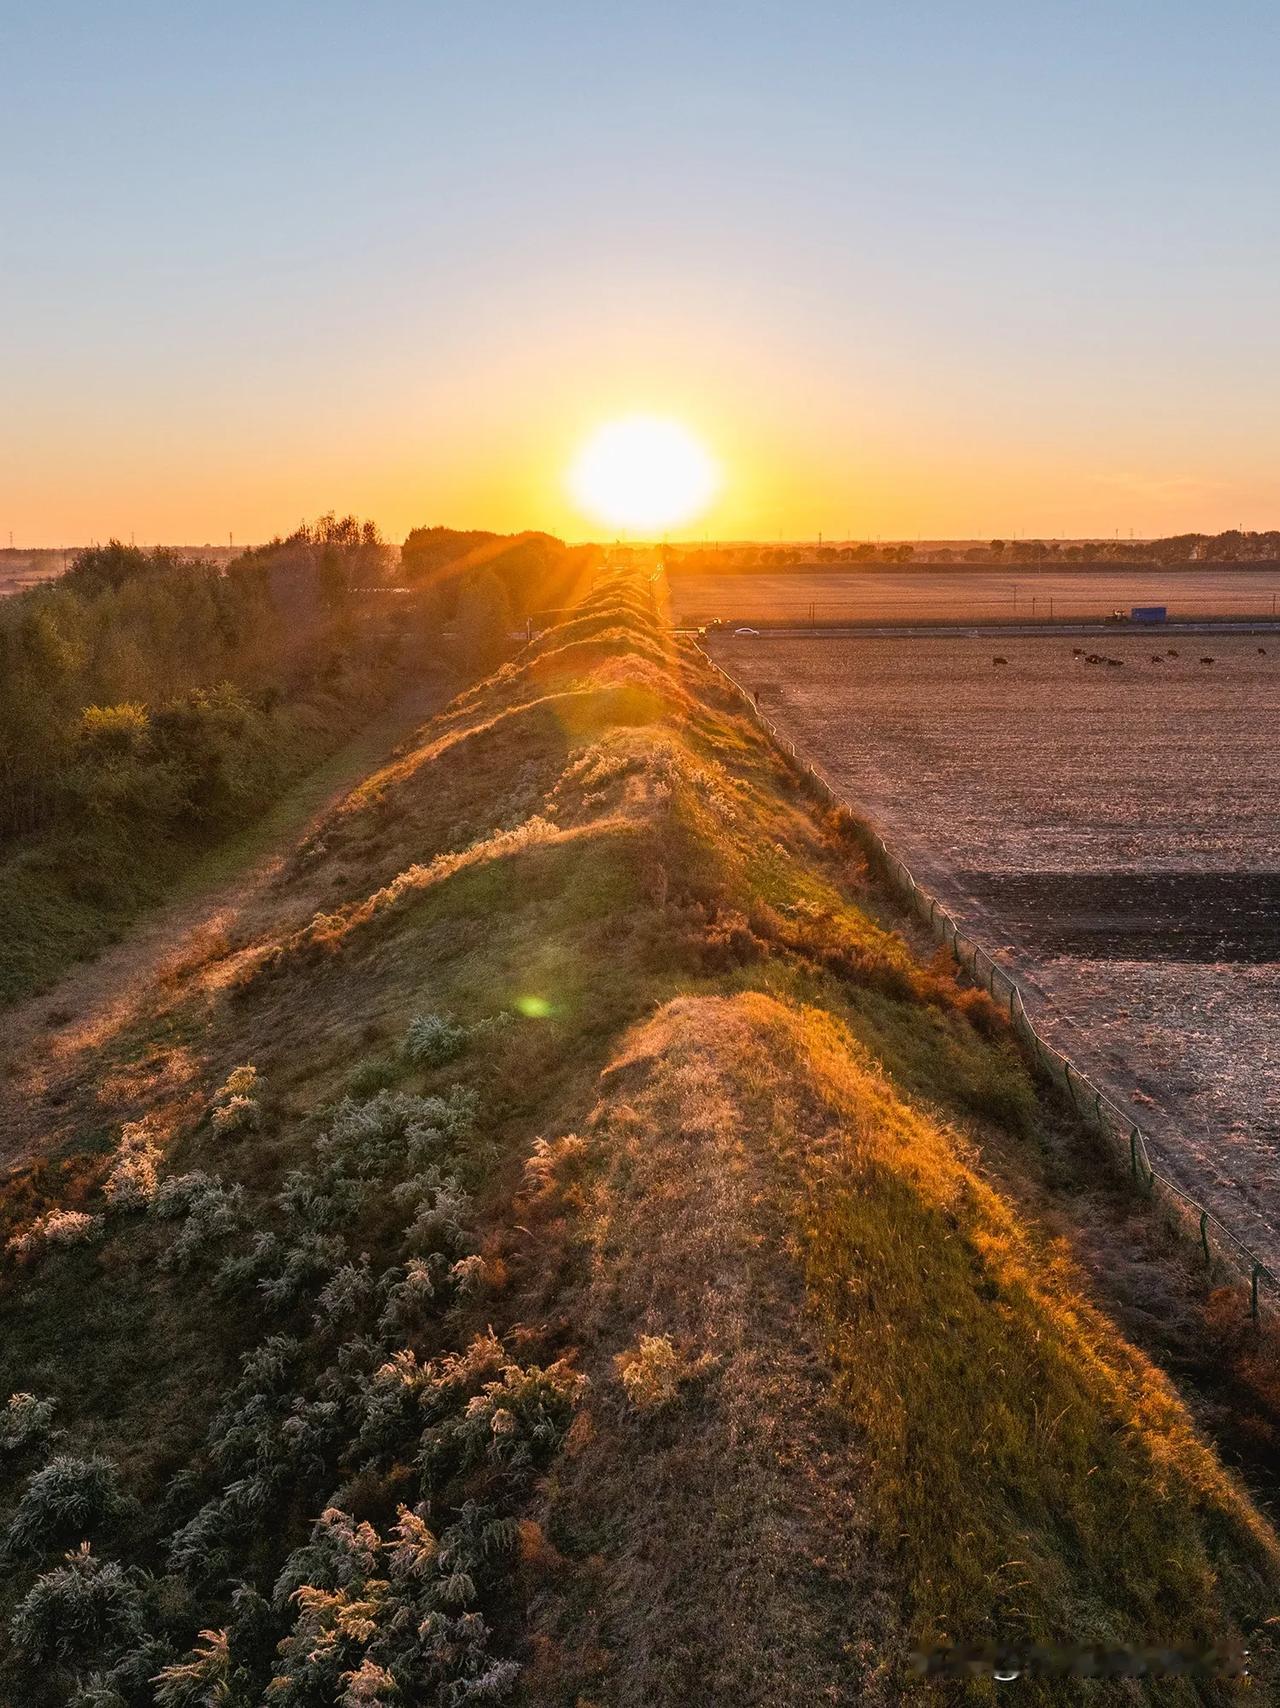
left=7, top=6, right=1280, bottom=551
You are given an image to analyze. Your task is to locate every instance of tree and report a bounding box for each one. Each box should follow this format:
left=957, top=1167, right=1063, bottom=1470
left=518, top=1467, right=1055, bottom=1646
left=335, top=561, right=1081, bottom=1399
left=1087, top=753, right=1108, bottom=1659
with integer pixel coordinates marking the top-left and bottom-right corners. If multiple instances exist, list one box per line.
left=455, top=570, right=512, bottom=673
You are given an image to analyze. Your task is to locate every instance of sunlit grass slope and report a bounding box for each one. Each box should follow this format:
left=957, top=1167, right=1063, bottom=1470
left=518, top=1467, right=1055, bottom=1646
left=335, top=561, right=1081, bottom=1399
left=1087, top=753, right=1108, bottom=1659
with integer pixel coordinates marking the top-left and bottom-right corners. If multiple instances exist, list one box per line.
left=0, top=572, right=1276, bottom=1704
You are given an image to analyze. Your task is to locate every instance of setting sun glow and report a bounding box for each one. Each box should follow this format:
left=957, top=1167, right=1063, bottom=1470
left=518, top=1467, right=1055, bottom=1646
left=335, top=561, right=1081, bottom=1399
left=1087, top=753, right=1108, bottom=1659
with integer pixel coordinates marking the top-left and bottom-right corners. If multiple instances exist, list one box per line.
left=568, top=415, right=720, bottom=534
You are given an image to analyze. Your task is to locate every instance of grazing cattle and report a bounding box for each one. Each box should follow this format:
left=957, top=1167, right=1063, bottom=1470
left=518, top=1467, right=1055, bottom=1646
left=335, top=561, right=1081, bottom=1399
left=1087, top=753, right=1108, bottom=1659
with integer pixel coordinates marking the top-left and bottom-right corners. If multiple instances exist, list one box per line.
left=1106, top=657, right=1123, bottom=667
left=1259, top=647, right=1267, bottom=655
left=1200, top=656, right=1215, bottom=665
left=1085, top=652, right=1103, bottom=663
left=1071, top=646, right=1083, bottom=656
left=1167, top=649, right=1179, bottom=657
left=1150, top=655, right=1163, bottom=663
left=992, top=655, right=1008, bottom=666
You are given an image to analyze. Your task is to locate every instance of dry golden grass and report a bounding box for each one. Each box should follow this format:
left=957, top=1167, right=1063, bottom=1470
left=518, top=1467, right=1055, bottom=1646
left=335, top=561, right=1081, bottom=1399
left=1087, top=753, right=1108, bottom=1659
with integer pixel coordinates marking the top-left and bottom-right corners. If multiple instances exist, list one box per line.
left=523, top=993, right=1280, bottom=1703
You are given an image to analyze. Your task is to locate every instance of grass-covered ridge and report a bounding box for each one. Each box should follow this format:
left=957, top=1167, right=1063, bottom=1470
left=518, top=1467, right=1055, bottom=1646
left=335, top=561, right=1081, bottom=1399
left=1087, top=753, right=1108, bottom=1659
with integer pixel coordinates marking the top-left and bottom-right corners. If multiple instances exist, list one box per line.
left=1, top=571, right=1277, bottom=1704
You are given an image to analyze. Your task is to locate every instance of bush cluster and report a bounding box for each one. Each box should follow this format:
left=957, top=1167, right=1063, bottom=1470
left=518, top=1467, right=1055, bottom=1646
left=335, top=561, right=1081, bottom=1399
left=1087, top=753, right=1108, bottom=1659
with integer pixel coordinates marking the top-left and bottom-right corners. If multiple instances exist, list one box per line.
left=4, top=1081, right=585, bottom=1702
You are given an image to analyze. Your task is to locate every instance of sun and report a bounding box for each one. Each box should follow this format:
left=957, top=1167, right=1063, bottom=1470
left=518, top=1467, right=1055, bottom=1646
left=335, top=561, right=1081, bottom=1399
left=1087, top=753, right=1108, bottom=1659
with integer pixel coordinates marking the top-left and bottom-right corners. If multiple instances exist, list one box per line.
left=568, top=415, right=720, bottom=533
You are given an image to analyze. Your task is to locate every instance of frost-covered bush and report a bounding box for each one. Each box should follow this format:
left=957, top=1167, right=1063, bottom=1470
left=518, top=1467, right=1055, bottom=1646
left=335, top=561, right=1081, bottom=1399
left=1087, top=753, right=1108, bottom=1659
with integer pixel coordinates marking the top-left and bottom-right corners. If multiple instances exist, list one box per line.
left=9, top=1544, right=145, bottom=1665
left=316, top=1088, right=477, bottom=1182
left=7, top=1454, right=131, bottom=1552
left=267, top=1503, right=520, bottom=1704
left=403, top=1012, right=468, bottom=1069
left=209, top=1064, right=262, bottom=1135
left=103, top=1118, right=162, bottom=1212
left=216, top=1228, right=348, bottom=1309
left=156, top=1174, right=248, bottom=1272
left=376, top=1256, right=449, bottom=1338
left=7, top=1207, right=103, bottom=1259
left=417, top=1346, right=584, bottom=1488
left=347, top=1055, right=401, bottom=1098
left=0, top=1392, right=58, bottom=1456
left=314, top=1258, right=376, bottom=1330
left=396, top=1169, right=473, bottom=1258
left=215, top=1064, right=258, bottom=1102
left=277, top=1168, right=368, bottom=1232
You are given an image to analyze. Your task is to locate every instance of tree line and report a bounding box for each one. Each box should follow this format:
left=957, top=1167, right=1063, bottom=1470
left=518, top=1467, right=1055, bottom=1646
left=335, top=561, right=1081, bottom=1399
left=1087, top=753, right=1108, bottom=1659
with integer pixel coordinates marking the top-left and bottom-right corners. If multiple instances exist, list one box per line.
left=0, top=518, right=600, bottom=848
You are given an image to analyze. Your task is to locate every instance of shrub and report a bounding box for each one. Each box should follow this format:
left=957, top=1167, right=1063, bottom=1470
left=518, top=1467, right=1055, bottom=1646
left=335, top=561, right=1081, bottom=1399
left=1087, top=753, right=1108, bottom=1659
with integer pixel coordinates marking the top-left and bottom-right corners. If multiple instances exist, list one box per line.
left=403, top=1012, right=468, bottom=1069
left=156, top=1177, right=248, bottom=1271
left=216, top=1064, right=259, bottom=1101
left=9, top=1544, right=145, bottom=1665
left=209, top=1064, right=262, bottom=1135
left=7, top=1454, right=131, bottom=1552
left=152, top=1627, right=234, bottom=1705
left=79, top=703, right=151, bottom=753
left=347, top=1055, right=400, bottom=1098
left=7, top=1207, right=103, bottom=1260
left=0, top=1392, right=58, bottom=1455
left=211, top=1094, right=260, bottom=1137
left=615, top=1334, right=688, bottom=1409
left=103, top=1118, right=162, bottom=1212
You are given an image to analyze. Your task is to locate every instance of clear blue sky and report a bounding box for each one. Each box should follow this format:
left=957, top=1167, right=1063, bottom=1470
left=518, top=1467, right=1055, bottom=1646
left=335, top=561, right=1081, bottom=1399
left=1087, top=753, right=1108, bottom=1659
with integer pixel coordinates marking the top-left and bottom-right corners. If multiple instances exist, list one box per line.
left=4, top=1, right=1279, bottom=542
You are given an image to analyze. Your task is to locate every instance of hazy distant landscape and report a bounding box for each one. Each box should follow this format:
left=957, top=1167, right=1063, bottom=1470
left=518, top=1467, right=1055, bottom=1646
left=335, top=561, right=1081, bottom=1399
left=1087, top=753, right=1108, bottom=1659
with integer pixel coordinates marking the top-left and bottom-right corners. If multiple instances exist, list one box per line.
left=671, top=563, right=1280, bottom=626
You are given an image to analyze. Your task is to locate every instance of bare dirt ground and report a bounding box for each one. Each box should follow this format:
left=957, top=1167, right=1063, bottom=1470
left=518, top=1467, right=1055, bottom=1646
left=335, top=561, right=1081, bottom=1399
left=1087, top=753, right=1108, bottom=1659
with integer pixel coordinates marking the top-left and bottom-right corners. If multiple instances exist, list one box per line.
left=673, top=565, right=1280, bottom=626
left=709, top=628, right=1280, bottom=1275
left=0, top=676, right=448, bottom=1169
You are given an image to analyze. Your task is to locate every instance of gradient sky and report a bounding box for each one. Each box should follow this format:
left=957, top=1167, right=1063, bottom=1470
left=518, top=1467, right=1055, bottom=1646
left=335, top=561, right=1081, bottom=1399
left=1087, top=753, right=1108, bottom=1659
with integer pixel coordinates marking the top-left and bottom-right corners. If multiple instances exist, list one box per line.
left=4, top=1, right=1280, bottom=545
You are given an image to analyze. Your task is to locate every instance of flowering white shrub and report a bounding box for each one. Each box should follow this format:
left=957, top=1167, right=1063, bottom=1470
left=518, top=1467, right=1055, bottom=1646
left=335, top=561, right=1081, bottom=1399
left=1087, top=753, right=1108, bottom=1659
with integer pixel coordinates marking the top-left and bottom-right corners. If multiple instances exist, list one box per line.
left=103, top=1119, right=162, bottom=1212
left=7, top=1208, right=102, bottom=1260
left=8, top=1544, right=145, bottom=1666
left=403, top=1012, right=468, bottom=1068
left=0, top=1392, right=58, bottom=1456
left=7, top=1455, right=130, bottom=1552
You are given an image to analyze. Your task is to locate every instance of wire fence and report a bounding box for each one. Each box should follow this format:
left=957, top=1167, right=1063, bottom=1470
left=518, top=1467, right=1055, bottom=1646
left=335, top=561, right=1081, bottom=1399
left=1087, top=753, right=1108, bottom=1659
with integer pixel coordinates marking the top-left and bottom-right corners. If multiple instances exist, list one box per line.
left=694, top=642, right=1277, bottom=1323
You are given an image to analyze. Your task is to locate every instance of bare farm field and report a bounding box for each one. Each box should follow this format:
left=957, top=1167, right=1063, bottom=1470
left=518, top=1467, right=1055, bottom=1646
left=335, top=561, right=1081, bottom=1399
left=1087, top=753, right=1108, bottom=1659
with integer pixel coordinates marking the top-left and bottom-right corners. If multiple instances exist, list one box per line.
left=672, top=564, right=1280, bottom=626
left=710, top=628, right=1280, bottom=1274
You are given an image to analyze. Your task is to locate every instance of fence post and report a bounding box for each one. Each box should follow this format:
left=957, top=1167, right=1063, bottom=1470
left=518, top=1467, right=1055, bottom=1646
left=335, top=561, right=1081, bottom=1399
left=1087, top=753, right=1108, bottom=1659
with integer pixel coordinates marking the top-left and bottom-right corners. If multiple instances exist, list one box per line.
left=1130, top=1129, right=1141, bottom=1182
left=1199, top=1211, right=1210, bottom=1265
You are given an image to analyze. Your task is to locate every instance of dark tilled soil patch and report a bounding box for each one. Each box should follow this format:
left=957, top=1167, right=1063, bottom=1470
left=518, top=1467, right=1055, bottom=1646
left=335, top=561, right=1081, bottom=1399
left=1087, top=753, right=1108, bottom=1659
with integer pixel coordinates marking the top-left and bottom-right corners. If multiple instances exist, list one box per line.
left=963, top=870, right=1280, bottom=962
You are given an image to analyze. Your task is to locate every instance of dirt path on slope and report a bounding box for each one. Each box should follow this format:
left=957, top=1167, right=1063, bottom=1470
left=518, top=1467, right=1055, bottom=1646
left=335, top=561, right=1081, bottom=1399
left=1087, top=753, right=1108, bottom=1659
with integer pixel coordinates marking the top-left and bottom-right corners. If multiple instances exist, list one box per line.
left=0, top=674, right=450, bottom=1169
